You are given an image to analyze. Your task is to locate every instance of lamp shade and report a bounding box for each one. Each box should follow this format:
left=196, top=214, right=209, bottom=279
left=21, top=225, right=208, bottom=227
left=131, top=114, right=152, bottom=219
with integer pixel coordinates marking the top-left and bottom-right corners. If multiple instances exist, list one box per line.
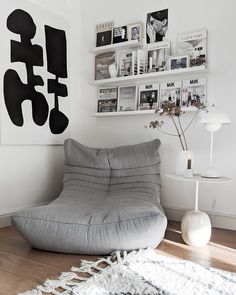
left=199, top=105, right=230, bottom=132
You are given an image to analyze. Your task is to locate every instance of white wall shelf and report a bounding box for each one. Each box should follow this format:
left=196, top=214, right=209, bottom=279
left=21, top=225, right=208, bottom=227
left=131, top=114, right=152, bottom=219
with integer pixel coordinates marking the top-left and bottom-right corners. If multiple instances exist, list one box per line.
left=89, top=66, right=207, bottom=87
left=89, top=40, right=143, bottom=54
left=91, top=107, right=197, bottom=117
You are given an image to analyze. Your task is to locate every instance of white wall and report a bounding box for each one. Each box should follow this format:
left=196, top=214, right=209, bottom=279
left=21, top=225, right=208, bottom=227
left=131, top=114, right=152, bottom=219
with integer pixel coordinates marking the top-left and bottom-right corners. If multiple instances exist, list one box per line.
left=0, top=0, right=82, bottom=220
left=77, top=0, right=236, bottom=229
left=1, top=0, right=235, bottom=230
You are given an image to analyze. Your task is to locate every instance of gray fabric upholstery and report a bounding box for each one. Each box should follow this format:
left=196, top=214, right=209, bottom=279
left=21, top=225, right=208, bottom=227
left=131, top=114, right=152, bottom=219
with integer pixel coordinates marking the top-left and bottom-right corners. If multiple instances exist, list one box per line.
left=12, top=139, right=167, bottom=254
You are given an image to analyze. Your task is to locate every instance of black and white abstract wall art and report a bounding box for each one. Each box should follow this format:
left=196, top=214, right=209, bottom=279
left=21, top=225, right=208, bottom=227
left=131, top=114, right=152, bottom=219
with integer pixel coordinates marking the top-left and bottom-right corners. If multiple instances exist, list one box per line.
left=1, top=0, right=70, bottom=144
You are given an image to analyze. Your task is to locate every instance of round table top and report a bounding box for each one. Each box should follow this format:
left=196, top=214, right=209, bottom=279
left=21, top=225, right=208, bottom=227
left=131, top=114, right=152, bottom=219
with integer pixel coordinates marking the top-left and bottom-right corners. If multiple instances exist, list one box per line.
left=166, top=173, right=232, bottom=184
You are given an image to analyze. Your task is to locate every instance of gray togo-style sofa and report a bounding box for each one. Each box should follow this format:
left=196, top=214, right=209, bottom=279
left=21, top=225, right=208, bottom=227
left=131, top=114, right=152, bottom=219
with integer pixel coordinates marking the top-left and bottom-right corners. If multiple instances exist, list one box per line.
left=12, top=138, right=167, bottom=254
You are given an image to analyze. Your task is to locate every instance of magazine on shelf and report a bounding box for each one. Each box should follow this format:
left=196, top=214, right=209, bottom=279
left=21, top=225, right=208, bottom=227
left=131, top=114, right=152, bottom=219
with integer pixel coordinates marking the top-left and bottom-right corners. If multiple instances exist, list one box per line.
left=98, top=87, right=118, bottom=100
left=159, top=80, right=182, bottom=109
left=113, top=26, right=128, bottom=43
left=137, top=49, right=147, bottom=75
left=118, top=85, right=137, bottom=111
left=182, top=78, right=206, bottom=107
left=97, top=99, right=117, bottom=113
left=177, top=28, right=207, bottom=67
left=117, top=50, right=133, bottom=77
left=96, top=21, right=114, bottom=47
left=95, top=52, right=116, bottom=80
left=138, top=83, right=159, bottom=110
left=147, top=40, right=170, bottom=72
left=132, top=50, right=138, bottom=75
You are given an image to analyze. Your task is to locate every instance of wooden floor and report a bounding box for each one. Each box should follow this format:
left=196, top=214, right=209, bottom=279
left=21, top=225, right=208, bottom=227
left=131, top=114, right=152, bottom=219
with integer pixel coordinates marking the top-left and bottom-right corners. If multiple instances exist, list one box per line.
left=0, top=222, right=235, bottom=295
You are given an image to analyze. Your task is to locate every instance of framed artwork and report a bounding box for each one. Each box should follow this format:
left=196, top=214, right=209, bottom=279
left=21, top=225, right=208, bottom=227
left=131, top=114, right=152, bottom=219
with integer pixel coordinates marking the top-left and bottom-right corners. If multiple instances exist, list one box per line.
left=127, top=22, right=143, bottom=42
left=1, top=1, right=70, bottom=145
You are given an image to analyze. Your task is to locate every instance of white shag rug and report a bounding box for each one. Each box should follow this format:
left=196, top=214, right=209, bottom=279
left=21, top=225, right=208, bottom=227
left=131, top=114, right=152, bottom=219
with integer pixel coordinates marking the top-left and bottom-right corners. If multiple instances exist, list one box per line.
left=19, top=248, right=236, bottom=295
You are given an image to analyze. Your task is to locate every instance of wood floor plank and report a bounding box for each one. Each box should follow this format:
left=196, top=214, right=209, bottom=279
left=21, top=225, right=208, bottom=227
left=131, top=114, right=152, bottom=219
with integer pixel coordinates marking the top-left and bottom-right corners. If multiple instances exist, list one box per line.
left=0, top=222, right=235, bottom=294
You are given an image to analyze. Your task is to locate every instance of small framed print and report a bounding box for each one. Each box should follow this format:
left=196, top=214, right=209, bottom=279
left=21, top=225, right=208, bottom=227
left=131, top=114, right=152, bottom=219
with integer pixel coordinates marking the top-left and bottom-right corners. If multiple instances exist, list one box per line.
left=113, top=26, right=128, bottom=43
left=96, top=21, right=114, bottom=47
left=127, top=22, right=143, bottom=42
left=138, top=83, right=159, bottom=110
left=118, top=85, right=137, bottom=111
left=169, top=55, right=190, bottom=70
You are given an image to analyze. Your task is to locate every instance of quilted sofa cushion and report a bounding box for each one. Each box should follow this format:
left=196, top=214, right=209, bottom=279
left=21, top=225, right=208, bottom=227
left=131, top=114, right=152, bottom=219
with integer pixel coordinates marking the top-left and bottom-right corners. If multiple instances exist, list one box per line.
left=12, top=139, right=167, bottom=254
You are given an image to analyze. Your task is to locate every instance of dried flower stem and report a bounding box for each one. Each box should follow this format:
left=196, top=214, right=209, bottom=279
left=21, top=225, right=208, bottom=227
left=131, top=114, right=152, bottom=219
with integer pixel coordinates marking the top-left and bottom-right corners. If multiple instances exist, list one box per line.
left=171, top=116, right=185, bottom=150
left=177, top=116, right=188, bottom=150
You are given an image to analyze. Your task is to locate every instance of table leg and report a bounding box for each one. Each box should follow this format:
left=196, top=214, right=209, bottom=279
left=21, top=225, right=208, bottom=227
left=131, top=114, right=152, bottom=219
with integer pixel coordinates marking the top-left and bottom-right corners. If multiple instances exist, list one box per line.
left=194, top=181, right=199, bottom=211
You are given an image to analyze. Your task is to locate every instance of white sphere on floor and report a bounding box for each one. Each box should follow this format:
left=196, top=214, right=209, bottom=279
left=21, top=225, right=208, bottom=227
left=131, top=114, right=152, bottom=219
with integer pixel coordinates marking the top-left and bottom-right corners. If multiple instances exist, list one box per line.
left=181, top=210, right=211, bottom=247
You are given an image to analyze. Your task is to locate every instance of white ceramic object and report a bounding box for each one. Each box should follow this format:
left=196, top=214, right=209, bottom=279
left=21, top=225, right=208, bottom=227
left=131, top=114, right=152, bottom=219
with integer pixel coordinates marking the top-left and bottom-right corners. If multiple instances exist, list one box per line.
left=175, top=150, right=194, bottom=176
left=181, top=210, right=211, bottom=247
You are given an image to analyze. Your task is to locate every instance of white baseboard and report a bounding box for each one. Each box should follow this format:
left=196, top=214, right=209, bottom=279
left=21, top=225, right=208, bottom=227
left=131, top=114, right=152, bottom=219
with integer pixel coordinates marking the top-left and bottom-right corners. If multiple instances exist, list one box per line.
left=164, top=206, right=236, bottom=231
left=0, top=202, right=49, bottom=229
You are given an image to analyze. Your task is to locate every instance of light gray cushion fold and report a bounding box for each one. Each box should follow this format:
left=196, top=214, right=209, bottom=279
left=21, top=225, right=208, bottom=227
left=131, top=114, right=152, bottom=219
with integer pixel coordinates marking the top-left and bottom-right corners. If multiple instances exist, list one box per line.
left=12, top=138, right=167, bottom=254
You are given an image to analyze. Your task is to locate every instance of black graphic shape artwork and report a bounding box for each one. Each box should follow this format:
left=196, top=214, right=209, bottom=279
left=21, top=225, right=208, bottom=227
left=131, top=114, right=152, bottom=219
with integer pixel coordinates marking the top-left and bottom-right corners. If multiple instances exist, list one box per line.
left=45, top=25, right=69, bottom=134
left=4, top=9, right=49, bottom=127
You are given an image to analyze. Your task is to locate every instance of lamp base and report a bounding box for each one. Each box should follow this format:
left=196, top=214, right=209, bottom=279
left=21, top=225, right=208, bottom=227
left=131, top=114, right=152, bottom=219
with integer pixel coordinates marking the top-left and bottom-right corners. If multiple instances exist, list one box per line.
left=201, top=167, right=221, bottom=178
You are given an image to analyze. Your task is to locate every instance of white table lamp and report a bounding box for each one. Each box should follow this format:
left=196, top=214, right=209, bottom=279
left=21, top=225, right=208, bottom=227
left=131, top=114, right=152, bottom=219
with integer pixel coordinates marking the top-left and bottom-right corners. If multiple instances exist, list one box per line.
left=200, top=105, right=230, bottom=178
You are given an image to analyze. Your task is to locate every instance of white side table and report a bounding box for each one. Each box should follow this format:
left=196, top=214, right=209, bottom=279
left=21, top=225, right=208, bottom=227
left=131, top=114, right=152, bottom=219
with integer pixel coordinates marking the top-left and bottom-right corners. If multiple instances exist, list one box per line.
left=166, top=174, right=231, bottom=247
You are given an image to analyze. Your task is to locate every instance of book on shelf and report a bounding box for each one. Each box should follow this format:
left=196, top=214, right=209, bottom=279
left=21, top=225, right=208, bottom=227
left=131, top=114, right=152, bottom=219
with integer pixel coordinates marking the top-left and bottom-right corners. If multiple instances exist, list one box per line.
left=177, top=28, right=207, bottom=67
left=97, top=99, right=117, bottom=113
left=147, top=40, right=170, bottom=72
left=117, top=49, right=134, bottom=77
left=98, top=87, right=118, bottom=100
left=159, top=80, right=182, bottom=109
left=138, top=83, right=159, bottom=110
left=113, top=26, right=128, bottom=43
left=137, top=49, right=147, bottom=75
left=95, top=52, right=116, bottom=80
left=118, top=85, right=137, bottom=111
left=182, top=78, right=206, bottom=108
left=96, top=21, right=114, bottom=47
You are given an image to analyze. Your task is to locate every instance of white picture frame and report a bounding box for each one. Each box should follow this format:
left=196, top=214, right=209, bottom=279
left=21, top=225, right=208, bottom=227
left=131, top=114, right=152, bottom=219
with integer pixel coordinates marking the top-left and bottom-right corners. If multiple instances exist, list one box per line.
left=169, top=55, right=190, bottom=70
left=127, top=22, right=144, bottom=42
left=118, top=85, right=137, bottom=112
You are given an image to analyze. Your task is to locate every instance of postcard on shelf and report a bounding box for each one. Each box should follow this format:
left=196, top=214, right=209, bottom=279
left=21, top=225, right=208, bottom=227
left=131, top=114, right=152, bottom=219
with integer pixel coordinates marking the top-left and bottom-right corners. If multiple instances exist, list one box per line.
left=96, top=21, right=114, bottom=47
left=118, top=85, right=137, bottom=111
left=98, top=87, right=118, bottom=100
left=147, top=40, right=170, bottom=72
left=138, top=83, right=159, bottom=110
left=182, top=78, right=206, bottom=107
left=159, top=80, right=182, bottom=109
left=95, top=52, right=116, bottom=80
left=177, top=28, right=207, bottom=67
left=97, top=99, right=117, bottom=113
left=169, top=55, right=190, bottom=70
left=127, top=22, right=143, bottom=42
left=146, top=9, right=168, bottom=43
left=113, top=26, right=128, bottom=43
left=117, top=50, right=133, bottom=77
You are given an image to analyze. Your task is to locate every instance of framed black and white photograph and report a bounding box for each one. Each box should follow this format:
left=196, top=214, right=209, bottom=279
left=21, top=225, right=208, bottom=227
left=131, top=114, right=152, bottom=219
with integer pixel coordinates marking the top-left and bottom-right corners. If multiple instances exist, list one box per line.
left=118, top=85, right=137, bottom=111
left=127, top=22, right=143, bottom=42
left=95, top=52, right=116, bottom=80
left=113, top=26, right=128, bottom=43
left=98, top=87, right=118, bottom=100
left=96, top=21, right=114, bottom=47
left=146, top=9, right=168, bottom=43
left=138, top=83, right=159, bottom=110
left=97, top=99, right=117, bottom=113
left=169, top=55, right=189, bottom=70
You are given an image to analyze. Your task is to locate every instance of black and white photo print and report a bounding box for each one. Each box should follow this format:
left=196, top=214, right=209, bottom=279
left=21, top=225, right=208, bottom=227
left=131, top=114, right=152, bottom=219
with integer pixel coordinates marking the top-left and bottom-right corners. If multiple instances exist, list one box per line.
left=146, top=9, right=168, bottom=43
